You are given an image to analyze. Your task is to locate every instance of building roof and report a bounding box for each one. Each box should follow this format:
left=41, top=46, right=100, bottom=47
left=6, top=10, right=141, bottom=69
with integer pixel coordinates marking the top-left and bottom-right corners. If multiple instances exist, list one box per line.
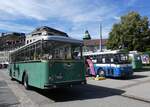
left=0, top=32, right=25, bottom=37
left=83, top=39, right=107, bottom=46
left=31, top=26, right=68, bottom=37
left=0, top=32, right=25, bottom=40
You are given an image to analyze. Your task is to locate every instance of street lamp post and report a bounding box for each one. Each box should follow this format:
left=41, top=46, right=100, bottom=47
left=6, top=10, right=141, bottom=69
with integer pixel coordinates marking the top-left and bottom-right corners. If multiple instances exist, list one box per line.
left=99, top=23, right=102, bottom=52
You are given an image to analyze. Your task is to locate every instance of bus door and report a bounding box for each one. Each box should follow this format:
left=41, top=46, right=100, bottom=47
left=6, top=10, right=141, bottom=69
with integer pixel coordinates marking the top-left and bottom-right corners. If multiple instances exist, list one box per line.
left=109, top=54, right=115, bottom=76
left=12, top=52, right=21, bottom=78
left=13, top=62, right=20, bottom=78
left=105, top=54, right=113, bottom=76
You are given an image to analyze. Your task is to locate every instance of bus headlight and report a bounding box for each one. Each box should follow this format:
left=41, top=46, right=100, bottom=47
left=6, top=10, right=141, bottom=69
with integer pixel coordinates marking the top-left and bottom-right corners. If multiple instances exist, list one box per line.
left=56, top=75, right=63, bottom=79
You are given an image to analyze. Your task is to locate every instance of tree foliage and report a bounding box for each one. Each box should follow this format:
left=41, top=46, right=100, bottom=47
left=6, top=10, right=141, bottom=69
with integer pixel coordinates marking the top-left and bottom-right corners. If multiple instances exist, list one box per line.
left=106, top=11, right=150, bottom=52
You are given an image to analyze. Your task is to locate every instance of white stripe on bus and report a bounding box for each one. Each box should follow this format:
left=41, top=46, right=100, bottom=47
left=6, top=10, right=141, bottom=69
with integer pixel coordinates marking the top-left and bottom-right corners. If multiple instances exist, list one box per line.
left=95, top=64, right=132, bottom=68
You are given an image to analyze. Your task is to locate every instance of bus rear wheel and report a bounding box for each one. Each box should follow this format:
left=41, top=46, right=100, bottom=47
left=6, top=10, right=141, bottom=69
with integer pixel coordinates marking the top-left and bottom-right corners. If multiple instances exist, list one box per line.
left=97, top=69, right=105, bottom=77
left=23, top=74, right=29, bottom=90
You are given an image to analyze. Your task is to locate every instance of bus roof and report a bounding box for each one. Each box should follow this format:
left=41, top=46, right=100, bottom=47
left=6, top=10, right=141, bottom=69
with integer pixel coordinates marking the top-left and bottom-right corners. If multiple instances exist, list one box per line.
left=11, top=35, right=83, bottom=53
left=83, top=50, right=127, bottom=56
left=42, top=35, right=83, bottom=44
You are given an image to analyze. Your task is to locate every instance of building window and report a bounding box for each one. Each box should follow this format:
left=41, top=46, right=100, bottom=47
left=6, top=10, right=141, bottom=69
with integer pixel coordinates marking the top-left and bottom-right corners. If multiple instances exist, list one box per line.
left=27, top=40, right=29, bottom=44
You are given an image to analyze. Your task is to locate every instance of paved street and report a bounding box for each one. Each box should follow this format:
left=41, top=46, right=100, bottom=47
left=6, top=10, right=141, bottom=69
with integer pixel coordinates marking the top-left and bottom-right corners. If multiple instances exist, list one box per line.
left=0, top=69, right=150, bottom=107
left=0, top=71, right=19, bottom=107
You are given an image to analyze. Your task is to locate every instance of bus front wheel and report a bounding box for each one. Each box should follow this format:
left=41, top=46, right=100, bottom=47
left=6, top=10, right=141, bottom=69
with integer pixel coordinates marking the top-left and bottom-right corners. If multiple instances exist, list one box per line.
left=23, top=74, right=30, bottom=90
left=97, top=69, right=105, bottom=77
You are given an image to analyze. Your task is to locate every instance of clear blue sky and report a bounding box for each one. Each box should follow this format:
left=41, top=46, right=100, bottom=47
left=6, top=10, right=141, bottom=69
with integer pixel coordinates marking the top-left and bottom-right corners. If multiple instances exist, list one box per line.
left=0, top=0, right=150, bottom=39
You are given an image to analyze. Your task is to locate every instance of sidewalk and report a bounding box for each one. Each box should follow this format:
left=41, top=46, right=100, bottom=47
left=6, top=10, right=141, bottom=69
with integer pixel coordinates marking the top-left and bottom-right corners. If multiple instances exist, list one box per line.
left=0, top=69, right=39, bottom=107
left=0, top=79, right=19, bottom=107
left=87, top=71, right=150, bottom=103
left=122, top=81, right=150, bottom=103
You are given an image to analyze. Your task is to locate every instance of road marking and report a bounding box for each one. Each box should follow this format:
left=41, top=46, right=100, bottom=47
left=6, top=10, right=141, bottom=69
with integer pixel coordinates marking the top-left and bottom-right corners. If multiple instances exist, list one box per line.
left=0, top=87, right=8, bottom=88
left=118, top=79, right=150, bottom=89
left=121, top=94, right=150, bottom=104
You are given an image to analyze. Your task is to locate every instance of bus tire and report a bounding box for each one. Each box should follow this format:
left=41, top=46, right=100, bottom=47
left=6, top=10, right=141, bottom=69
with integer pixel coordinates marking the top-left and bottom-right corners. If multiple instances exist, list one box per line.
left=23, top=73, right=30, bottom=90
left=97, top=69, right=105, bottom=77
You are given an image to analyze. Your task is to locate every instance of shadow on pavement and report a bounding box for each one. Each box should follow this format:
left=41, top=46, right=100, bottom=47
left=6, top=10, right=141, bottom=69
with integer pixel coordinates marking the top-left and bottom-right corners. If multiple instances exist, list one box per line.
left=129, top=75, right=148, bottom=80
left=134, top=66, right=150, bottom=72
left=29, top=84, right=125, bottom=102
left=141, top=67, right=150, bottom=72
left=108, top=74, right=148, bottom=80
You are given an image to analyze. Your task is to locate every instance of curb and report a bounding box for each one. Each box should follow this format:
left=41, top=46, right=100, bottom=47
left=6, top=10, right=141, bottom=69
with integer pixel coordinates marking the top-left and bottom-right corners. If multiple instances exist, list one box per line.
left=122, top=94, right=150, bottom=103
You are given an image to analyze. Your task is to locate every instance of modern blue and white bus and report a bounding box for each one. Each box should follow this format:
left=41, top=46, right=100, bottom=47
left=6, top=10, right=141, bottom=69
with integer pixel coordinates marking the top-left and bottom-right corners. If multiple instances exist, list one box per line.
left=84, top=50, right=133, bottom=78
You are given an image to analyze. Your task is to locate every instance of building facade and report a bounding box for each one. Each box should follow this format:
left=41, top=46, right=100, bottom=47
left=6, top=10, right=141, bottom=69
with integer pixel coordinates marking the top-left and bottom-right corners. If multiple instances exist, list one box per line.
left=0, top=32, right=25, bottom=67
left=26, top=26, right=68, bottom=44
left=83, top=39, right=107, bottom=52
left=0, top=32, right=25, bottom=51
left=0, top=51, right=9, bottom=67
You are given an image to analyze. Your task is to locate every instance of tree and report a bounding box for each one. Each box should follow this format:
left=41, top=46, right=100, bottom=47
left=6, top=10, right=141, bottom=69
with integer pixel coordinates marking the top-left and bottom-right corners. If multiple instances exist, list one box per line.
left=106, top=11, right=150, bottom=52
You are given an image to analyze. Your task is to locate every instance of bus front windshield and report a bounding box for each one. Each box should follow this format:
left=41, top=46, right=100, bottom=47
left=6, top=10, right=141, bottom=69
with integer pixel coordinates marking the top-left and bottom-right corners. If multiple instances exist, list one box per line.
left=113, top=53, right=129, bottom=64
left=43, top=41, right=82, bottom=60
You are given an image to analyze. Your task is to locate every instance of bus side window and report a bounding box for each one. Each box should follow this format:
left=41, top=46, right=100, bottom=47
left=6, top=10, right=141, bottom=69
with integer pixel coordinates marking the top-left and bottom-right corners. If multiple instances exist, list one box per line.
left=16, top=51, right=22, bottom=62
left=35, top=43, right=42, bottom=60
left=97, top=55, right=102, bottom=63
left=105, top=55, right=110, bottom=63
left=42, top=42, right=53, bottom=60
left=92, top=55, right=97, bottom=63
left=25, top=47, right=30, bottom=61
left=12, top=54, right=15, bottom=62
left=19, top=51, right=23, bottom=61
left=102, top=55, right=107, bottom=63
left=110, top=58, right=114, bottom=63
left=102, top=58, right=105, bottom=63
left=30, top=45, right=34, bottom=60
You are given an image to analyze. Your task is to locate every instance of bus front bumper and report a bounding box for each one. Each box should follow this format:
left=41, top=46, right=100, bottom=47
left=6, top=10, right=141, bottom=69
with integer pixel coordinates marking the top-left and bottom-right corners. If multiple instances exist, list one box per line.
left=44, top=80, right=87, bottom=89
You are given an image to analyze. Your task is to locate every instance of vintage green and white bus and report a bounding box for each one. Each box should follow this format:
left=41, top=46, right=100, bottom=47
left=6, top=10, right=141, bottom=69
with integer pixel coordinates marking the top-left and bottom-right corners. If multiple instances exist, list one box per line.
left=9, top=36, right=86, bottom=89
